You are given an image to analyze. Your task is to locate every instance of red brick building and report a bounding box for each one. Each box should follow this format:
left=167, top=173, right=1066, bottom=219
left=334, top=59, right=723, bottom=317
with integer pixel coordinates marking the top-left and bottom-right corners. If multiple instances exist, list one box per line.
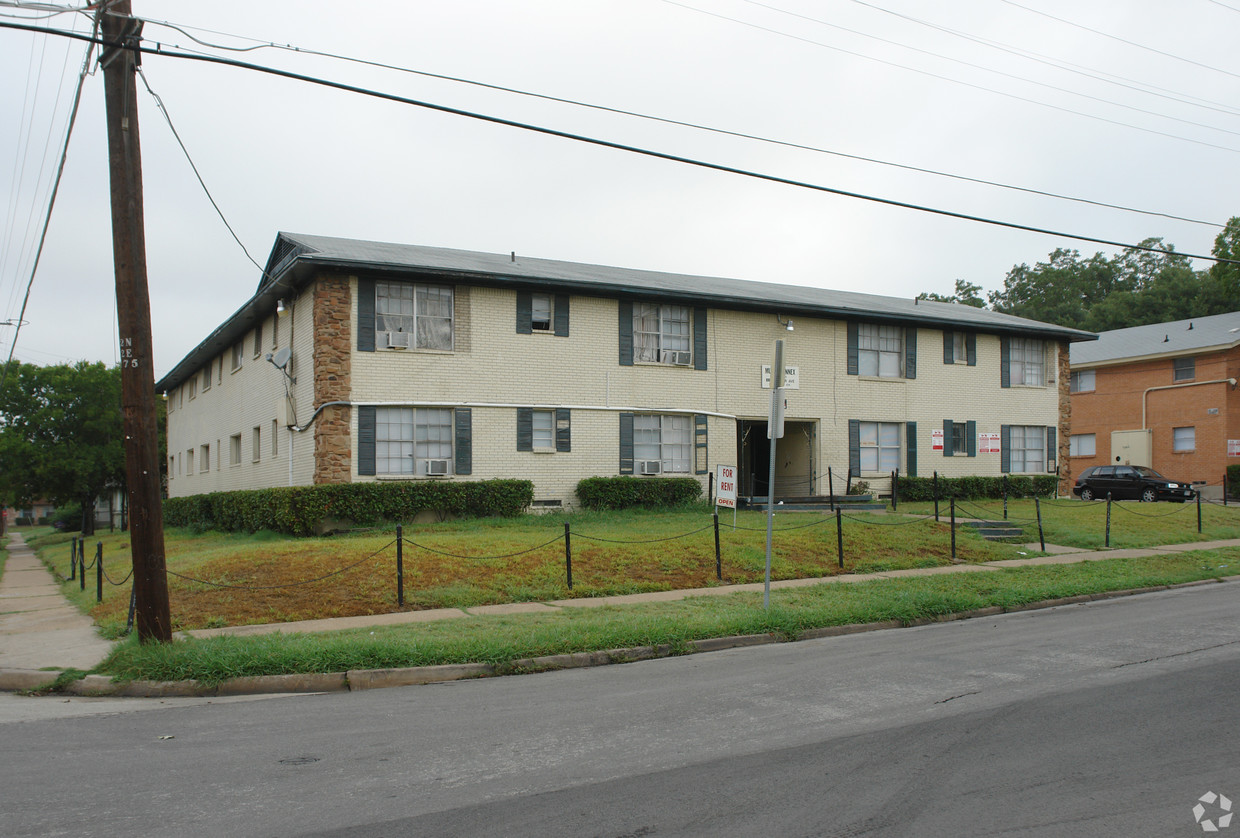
left=1069, top=312, right=1240, bottom=498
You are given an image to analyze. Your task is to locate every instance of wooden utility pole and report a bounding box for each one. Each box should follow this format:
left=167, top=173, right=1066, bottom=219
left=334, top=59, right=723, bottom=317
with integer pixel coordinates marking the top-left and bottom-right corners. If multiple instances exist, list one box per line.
left=99, top=1, right=171, bottom=643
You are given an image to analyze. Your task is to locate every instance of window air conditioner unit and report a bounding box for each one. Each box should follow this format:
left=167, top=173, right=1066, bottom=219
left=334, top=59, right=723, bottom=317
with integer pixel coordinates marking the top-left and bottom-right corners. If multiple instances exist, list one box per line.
left=386, top=331, right=410, bottom=349
left=639, top=460, right=662, bottom=475
left=672, top=351, right=692, bottom=366
left=426, top=459, right=450, bottom=476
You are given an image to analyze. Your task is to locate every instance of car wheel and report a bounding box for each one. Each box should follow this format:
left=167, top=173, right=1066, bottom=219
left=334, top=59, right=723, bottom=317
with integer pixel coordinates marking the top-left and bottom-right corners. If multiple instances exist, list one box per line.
left=1080, top=487, right=1094, bottom=502
left=1141, top=487, right=1158, bottom=503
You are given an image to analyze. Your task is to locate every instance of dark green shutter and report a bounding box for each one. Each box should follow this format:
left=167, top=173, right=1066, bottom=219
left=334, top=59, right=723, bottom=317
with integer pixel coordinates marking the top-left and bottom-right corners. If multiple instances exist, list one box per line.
left=943, top=331, right=954, bottom=364
left=1000, top=336, right=1010, bottom=388
left=358, top=278, right=375, bottom=352
left=556, top=408, right=571, bottom=452
left=966, top=333, right=977, bottom=366
left=967, top=420, right=977, bottom=457
left=1000, top=424, right=1011, bottom=473
left=848, top=419, right=861, bottom=477
left=846, top=322, right=859, bottom=376
left=695, top=414, right=708, bottom=474
left=516, top=291, right=532, bottom=334
left=618, top=301, right=633, bottom=366
left=906, top=421, right=917, bottom=477
left=693, top=308, right=708, bottom=371
left=619, top=412, right=634, bottom=473
left=943, top=419, right=954, bottom=456
left=554, top=294, right=570, bottom=337
left=516, top=407, right=533, bottom=451
left=1046, top=426, right=1057, bottom=472
left=358, top=405, right=376, bottom=475
left=905, top=327, right=917, bottom=379
left=454, top=408, right=472, bottom=475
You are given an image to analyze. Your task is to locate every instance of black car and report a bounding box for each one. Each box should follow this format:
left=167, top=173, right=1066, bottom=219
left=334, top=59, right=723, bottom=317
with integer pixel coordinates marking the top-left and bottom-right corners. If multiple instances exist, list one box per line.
left=1072, top=465, right=1196, bottom=502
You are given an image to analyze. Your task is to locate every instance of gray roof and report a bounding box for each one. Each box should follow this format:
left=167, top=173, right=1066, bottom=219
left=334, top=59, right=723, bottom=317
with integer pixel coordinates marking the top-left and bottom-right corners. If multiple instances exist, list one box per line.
left=1070, top=310, right=1240, bottom=367
left=156, top=232, right=1096, bottom=391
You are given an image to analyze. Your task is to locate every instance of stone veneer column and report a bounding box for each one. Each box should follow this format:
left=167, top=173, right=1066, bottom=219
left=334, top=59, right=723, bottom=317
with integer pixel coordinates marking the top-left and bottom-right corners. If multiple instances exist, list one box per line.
left=313, top=275, right=353, bottom=484
left=1057, top=339, right=1071, bottom=496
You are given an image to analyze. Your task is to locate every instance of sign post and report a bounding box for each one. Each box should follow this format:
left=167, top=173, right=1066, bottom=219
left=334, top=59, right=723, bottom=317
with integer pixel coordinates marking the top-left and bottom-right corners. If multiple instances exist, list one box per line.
left=764, top=339, right=785, bottom=610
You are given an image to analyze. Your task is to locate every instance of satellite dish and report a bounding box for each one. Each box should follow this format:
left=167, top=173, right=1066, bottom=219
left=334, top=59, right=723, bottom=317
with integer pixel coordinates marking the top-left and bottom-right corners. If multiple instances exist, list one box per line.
left=271, top=347, right=292, bottom=370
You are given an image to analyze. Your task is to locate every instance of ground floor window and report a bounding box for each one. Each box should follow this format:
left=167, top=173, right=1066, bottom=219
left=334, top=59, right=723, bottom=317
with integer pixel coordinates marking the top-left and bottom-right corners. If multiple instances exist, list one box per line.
left=859, top=421, right=900, bottom=472
left=634, top=414, right=692, bottom=473
left=1008, top=425, right=1046, bottom=472
left=1173, top=426, right=1195, bottom=452
left=376, top=407, right=454, bottom=475
left=1070, top=433, right=1096, bottom=457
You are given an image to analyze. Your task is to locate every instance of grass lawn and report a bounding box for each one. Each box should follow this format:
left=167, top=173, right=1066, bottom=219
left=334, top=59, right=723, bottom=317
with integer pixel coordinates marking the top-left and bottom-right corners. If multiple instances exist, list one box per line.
left=96, top=548, right=1240, bottom=686
left=25, top=506, right=1032, bottom=635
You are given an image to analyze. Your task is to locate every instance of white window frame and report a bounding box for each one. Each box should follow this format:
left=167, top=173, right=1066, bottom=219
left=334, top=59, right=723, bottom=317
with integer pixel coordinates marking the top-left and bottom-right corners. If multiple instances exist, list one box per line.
left=532, top=409, right=555, bottom=449
left=1069, top=433, right=1096, bottom=457
left=1008, top=425, right=1046, bottom=473
left=531, top=293, right=553, bottom=332
left=1173, top=356, right=1195, bottom=382
left=252, top=426, right=262, bottom=463
left=1173, top=426, right=1195, bottom=452
left=376, top=282, right=454, bottom=350
left=952, top=331, right=966, bottom=364
left=375, top=407, right=454, bottom=475
left=859, top=421, right=901, bottom=472
left=634, top=303, right=691, bottom=365
left=1009, top=338, right=1044, bottom=386
left=200, top=444, right=210, bottom=473
left=633, top=414, right=692, bottom=473
left=252, top=322, right=263, bottom=358
left=230, top=342, right=243, bottom=372
left=271, top=419, right=279, bottom=457
left=229, top=433, right=242, bottom=467
left=186, top=449, right=194, bottom=475
left=858, top=324, right=903, bottom=378
left=950, top=421, right=968, bottom=455
left=1070, top=369, right=1095, bottom=393
left=202, top=361, right=212, bottom=392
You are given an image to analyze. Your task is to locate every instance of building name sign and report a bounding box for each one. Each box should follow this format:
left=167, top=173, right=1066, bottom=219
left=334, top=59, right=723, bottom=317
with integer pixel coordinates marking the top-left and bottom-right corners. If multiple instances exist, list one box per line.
left=761, top=365, right=799, bottom=389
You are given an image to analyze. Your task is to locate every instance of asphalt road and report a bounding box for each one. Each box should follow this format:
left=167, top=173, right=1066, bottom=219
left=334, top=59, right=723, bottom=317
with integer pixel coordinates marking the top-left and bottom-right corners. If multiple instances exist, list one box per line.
left=3, top=582, right=1238, bottom=837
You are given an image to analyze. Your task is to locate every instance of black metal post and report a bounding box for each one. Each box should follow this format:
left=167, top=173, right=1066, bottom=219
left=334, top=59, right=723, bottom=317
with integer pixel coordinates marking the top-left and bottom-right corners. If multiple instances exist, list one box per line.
left=1197, top=490, right=1202, bottom=533
left=892, top=469, right=899, bottom=511
left=396, top=524, right=404, bottom=607
left=1036, top=496, right=1045, bottom=552
left=1003, top=475, right=1009, bottom=520
left=564, top=522, right=573, bottom=590
left=835, top=507, right=844, bottom=569
left=934, top=471, right=940, bottom=522
left=96, top=542, right=103, bottom=604
left=713, top=511, right=721, bottom=581
left=845, top=468, right=853, bottom=496
left=708, top=470, right=715, bottom=507
left=950, top=497, right=956, bottom=561
left=70, top=537, right=77, bottom=581
left=1106, top=493, right=1112, bottom=548
left=828, top=467, right=835, bottom=511
left=80, top=544, right=86, bottom=591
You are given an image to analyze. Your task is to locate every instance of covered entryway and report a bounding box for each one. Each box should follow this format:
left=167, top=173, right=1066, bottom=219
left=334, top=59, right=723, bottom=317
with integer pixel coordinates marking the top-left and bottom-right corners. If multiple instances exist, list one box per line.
left=737, top=419, right=817, bottom=502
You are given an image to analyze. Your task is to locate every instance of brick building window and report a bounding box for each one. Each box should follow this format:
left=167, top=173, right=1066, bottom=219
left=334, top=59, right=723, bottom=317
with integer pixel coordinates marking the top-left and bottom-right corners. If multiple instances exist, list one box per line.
left=1173, top=356, right=1195, bottom=382
left=1173, top=426, right=1195, bottom=452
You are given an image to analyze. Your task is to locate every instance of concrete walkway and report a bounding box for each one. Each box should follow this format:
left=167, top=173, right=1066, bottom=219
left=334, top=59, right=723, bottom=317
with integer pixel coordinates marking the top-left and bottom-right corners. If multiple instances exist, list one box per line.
left=0, top=532, right=114, bottom=683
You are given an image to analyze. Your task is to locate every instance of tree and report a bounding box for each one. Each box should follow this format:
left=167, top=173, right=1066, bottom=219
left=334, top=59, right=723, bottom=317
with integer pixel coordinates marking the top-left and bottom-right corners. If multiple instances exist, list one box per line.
left=917, top=279, right=986, bottom=308
left=0, top=362, right=125, bottom=534
left=987, top=248, right=1122, bottom=329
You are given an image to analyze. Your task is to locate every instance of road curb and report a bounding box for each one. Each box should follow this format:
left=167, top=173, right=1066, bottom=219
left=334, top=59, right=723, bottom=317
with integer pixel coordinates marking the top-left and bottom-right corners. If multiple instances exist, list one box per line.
left=2, top=575, right=1236, bottom=697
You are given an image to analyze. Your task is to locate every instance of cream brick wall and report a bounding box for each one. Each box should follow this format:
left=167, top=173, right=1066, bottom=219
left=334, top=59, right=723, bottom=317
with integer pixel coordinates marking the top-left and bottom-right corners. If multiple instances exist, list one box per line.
left=168, top=273, right=1063, bottom=505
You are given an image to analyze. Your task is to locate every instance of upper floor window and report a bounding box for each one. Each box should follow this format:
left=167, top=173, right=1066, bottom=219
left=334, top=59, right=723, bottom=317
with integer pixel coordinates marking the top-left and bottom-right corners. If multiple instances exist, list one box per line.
left=252, top=322, right=263, bottom=357
left=376, top=282, right=454, bottom=350
left=1070, top=369, right=1095, bottom=393
left=858, top=324, right=903, bottom=378
left=230, top=342, right=243, bottom=372
left=202, top=361, right=212, bottom=392
left=1173, top=356, right=1195, bottom=382
left=1009, top=338, right=1044, bottom=386
left=188, top=377, right=197, bottom=400
left=634, top=303, right=691, bottom=365
left=531, top=294, right=553, bottom=332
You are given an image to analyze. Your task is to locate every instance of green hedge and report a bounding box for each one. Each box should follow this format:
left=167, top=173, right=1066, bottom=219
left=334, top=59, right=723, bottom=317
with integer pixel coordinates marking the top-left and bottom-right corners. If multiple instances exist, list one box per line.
left=896, top=474, right=1058, bottom=501
left=163, top=480, right=534, bottom=536
left=576, top=476, right=702, bottom=510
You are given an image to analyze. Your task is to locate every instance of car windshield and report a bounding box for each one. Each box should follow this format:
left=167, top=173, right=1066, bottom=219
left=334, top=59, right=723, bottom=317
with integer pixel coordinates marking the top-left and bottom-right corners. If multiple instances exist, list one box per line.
left=1133, top=466, right=1164, bottom=478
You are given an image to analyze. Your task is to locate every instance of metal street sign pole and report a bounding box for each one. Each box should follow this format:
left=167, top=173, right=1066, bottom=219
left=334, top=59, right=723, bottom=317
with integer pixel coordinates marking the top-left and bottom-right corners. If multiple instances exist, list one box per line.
left=764, top=339, right=785, bottom=610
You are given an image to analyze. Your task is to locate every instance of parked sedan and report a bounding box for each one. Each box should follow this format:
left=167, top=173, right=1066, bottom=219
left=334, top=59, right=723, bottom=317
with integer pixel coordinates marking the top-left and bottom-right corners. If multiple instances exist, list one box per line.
left=1072, top=465, right=1196, bottom=502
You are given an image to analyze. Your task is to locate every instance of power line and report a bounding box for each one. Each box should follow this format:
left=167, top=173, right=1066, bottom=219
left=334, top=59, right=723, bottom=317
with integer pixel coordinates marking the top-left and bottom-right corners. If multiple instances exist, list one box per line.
left=5, top=20, right=1239, bottom=268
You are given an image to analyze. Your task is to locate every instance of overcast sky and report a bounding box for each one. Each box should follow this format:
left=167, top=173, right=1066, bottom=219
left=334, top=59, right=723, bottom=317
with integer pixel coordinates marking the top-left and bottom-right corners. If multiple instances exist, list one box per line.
left=3, top=0, right=1239, bottom=379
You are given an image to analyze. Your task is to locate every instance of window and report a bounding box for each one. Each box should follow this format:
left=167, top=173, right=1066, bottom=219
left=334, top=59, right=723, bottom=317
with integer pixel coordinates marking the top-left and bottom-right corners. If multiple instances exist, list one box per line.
left=858, top=324, right=902, bottom=377
left=1009, top=338, right=1044, bottom=386
left=169, top=456, right=175, bottom=479
left=1070, top=369, right=1095, bottom=393
left=531, top=294, right=553, bottom=332
left=1008, top=426, right=1046, bottom=473
left=200, top=444, right=210, bottom=473
left=1070, top=433, right=1096, bottom=457
left=1173, top=356, right=1195, bottom=382
left=271, top=419, right=279, bottom=457
left=375, top=282, right=454, bottom=350
left=951, top=422, right=968, bottom=454
left=1173, top=426, right=1195, bottom=452
left=188, top=377, right=197, bottom=400
left=218, top=355, right=223, bottom=385
left=272, top=312, right=279, bottom=349
left=252, top=322, right=263, bottom=357
left=634, top=303, right=691, bottom=364
left=231, top=342, right=243, bottom=372
left=375, top=407, right=454, bottom=475
left=952, top=332, right=966, bottom=362
left=186, top=449, right=194, bottom=475
left=202, top=361, right=212, bottom=392
left=858, top=421, right=900, bottom=472
left=229, top=434, right=242, bottom=466
left=634, top=414, right=692, bottom=473
left=532, top=410, right=554, bottom=449
left=252, top=426, right=262, bottom=462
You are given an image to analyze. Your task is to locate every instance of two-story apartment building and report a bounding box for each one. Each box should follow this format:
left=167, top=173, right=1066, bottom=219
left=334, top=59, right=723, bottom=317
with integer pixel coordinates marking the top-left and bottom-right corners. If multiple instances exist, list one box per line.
left=1069, top=311, right=1240, bottom=494
left=157, top=233, right=1094, bottom=508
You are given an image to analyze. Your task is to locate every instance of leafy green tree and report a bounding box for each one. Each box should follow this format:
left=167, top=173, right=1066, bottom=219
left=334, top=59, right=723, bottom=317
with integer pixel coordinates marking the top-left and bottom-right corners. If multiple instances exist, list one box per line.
left=0, top=362, right=124, bottom=534
left=987, top=248, right=1121, bottom=329
left=917, top=279, right=986, bottom=307
left=1204, top=217, right=1240, bottom=305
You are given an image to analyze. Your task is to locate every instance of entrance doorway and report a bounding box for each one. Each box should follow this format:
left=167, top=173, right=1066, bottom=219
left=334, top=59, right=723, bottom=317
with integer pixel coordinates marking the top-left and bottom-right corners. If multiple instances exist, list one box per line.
left=737, top=419, right=817, bottom=501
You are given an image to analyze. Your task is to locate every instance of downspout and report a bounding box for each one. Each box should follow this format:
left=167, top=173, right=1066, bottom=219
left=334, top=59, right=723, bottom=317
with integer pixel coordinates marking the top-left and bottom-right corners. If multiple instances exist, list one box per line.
left=1142, top=378, right=1237, bottom=428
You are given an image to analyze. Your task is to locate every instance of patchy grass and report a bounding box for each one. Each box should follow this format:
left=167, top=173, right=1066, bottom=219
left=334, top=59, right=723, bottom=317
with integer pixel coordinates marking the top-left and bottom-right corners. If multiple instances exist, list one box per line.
left=26, top=507, right=1021, bottom=633
left=96, top=548, right=1240, bottom=685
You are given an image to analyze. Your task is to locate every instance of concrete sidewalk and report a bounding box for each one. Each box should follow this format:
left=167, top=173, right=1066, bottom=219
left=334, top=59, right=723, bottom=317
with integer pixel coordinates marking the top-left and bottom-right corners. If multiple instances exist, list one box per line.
left=0, top=532, right=114, bottom=686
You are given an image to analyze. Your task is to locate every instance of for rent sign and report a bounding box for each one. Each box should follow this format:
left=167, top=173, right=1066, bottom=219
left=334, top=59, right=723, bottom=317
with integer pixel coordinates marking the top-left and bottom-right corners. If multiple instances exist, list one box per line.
left=716, top=465, right=738, bottom=508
